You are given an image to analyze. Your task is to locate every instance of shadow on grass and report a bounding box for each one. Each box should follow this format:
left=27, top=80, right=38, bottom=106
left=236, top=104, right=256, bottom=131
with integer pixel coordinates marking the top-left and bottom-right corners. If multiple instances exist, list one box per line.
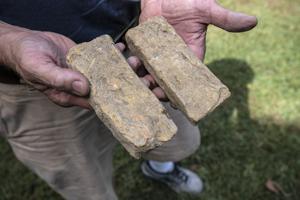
left=114, top=59, right=300, bottom=200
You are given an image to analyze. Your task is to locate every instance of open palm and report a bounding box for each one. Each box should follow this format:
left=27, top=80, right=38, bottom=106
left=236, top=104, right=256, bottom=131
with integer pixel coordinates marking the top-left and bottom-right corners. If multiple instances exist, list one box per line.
left=140, top=0, right=257, bottom=60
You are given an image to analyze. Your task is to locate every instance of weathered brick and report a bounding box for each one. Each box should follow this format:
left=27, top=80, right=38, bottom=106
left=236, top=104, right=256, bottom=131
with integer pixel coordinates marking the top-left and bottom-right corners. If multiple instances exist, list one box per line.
left=66, top=35, right=177, bottom=158
left=126, top=17, right=231, bottom=123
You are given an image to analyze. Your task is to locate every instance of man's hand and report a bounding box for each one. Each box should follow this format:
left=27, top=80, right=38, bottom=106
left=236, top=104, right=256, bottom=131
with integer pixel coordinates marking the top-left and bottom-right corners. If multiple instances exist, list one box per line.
left=0, top=24, right=167, bottom=107
left=140, top=0, right=258, bottom=60
left=3, top=30, right=92, bottom=108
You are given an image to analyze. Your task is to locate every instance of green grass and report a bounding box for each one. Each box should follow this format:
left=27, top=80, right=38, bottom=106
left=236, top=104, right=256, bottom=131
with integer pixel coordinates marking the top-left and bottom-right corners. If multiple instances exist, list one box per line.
left=1, top=0, right=299, bottom=199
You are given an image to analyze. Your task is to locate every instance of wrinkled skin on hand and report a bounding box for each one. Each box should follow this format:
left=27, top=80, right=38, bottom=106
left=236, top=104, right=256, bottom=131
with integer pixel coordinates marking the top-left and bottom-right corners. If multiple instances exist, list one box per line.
left=140, top=0, right=258, bottom=60
left=9, top=31, right=91, bottom=108
left=9, top=31, right=164, bottom=108
left=127, top=0, right=258, bottom=100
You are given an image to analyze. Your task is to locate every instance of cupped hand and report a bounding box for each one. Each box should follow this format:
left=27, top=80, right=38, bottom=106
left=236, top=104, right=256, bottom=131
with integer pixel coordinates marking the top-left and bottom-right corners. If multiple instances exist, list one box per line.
left=140, top=0, right=258, bottom=60
left=8, top=30, right=167, bottom=107
left=9, top=31, right=91, bottom=108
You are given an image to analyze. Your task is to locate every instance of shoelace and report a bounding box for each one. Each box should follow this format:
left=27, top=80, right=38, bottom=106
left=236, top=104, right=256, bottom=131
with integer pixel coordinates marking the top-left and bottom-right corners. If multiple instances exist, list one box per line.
left=167, top=166, right=189, bottom=184
left=146, top=161, right=189, bottom=185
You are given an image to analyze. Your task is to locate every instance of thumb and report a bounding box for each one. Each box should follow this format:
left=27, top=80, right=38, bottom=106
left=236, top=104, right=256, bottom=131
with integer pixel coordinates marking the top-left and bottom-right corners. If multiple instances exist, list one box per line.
left=185, top=36, right=206, bottom=61
left=210, top=2, right=258, bottom=32
left=36, top=62, right=90, bottom=96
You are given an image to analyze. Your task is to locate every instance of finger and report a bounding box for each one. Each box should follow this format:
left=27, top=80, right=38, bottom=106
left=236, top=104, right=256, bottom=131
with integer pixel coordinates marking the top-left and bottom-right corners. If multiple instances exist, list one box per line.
left=152, top=87, right=168, bottom=101
left=143, top=74, right=158, bottom=89
left=188, top=42, right=205, bottom=61
left=127, top=56, right=142, bottom=72
left=210, top=2, right=258, bottom=32
left=140, top=77, right=150, bottom=88
left=127, top=56, right=149, bottom=76
left=34, top=63, right=90, bottom=96
left=185, top=32, right=206, bottom=61
left=44, top=89, right=92, bottom=109
left=140, top=76, right=168, bottom=101
left=115, top=42, right=126, bottom=52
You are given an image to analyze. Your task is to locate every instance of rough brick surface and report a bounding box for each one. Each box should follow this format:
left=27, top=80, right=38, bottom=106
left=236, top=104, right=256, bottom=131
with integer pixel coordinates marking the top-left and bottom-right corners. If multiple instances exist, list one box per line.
left=126, top=17, right=231, bottom=123
left=67, top=35, right=177, bottom=158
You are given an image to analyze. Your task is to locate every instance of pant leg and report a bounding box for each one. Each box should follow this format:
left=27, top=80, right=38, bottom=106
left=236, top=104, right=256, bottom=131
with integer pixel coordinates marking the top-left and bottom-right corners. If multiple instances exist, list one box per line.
left=0, top=83, right=117, bottom=200
left=143, top=103, right=201, bottom=162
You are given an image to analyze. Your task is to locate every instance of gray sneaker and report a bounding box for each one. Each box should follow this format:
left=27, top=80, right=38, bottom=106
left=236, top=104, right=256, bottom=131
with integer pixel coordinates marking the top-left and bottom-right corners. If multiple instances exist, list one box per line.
left=141, top=161, right=204, bottom=194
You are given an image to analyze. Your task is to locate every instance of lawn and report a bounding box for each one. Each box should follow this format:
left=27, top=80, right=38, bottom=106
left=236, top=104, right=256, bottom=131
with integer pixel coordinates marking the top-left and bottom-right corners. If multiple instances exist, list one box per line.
left=0, top=0, right=299, bottom=200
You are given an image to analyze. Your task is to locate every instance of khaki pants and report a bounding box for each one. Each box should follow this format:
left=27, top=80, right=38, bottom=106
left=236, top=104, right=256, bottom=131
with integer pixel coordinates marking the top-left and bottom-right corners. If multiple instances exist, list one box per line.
left=0, top=82, right=200, bottom=200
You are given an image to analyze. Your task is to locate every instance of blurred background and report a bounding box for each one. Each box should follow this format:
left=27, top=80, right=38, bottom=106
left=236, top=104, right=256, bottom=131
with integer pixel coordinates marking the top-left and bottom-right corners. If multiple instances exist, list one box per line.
left=0, top=0, right=299, bottom=199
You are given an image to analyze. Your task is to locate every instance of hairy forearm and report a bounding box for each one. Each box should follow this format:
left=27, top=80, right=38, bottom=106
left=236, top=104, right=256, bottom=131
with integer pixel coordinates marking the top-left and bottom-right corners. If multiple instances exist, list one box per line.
left=0, top=21, right=30, bottom=68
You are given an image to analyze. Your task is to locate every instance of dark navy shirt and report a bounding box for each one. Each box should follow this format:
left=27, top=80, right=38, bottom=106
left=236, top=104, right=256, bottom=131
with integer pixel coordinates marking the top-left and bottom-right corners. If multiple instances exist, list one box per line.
left=0, top=0, right=140, bottom=43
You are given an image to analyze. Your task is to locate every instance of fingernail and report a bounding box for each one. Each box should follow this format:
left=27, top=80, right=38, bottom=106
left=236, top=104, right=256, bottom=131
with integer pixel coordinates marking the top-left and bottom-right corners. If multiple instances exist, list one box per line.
left=72, top=81, right=85, bottom=96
